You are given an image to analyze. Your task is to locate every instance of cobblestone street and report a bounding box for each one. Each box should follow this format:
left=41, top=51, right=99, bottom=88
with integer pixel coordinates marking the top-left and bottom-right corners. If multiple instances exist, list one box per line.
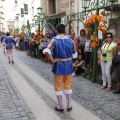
left=0, top=48, right=120, bottom=120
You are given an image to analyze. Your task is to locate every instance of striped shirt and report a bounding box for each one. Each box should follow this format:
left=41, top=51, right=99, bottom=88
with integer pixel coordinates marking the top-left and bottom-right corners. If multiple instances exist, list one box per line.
left=85, top=39, right=92, bottom=52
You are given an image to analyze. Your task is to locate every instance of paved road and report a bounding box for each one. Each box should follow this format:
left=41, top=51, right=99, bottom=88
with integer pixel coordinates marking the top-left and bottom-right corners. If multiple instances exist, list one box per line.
left=0, top=48, right=120, bottom=120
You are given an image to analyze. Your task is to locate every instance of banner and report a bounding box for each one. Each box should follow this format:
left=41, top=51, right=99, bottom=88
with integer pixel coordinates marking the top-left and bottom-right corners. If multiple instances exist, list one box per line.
left=24, top=4, right=28, bottom=14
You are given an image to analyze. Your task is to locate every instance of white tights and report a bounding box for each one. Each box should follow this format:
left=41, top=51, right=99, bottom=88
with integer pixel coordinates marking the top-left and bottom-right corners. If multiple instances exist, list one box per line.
left=100, top=60, right=112, bottom=87
left=8, top=54, right=13, bottom=62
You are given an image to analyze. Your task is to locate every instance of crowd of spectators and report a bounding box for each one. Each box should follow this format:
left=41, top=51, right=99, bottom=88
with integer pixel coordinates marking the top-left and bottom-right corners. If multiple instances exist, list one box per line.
left=1, top=27, right=120, bottom=94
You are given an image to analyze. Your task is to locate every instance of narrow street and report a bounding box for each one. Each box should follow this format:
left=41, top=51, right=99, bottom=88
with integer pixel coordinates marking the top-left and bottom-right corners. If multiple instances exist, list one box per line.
left=0, top=48, right=120, bottom=120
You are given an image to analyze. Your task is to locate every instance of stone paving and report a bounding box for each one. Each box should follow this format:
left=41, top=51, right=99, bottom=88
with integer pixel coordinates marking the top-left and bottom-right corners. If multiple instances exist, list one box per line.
left=0, top=58, right=36, bottom=120
left=14, top=50, right=120, bottom=120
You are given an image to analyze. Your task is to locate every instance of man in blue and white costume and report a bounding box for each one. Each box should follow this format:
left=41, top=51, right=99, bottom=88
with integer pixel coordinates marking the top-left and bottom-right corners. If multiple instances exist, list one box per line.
left=43, top=24, right=76, bottom=112
left=5, top=32, right=14, bottom=64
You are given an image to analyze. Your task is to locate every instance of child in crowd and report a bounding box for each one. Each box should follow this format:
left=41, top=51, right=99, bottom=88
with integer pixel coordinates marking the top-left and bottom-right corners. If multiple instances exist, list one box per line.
left=72, top=55, right=85, bottom=76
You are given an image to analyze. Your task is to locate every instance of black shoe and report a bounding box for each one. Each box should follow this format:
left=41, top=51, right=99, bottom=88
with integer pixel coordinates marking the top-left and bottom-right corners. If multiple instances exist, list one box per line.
left=55, top=107, right=64, bottom=112
left=113, top=91, right=120, bottom=94
left=67, top=107, right=72, bottom=112
left=8, top=62, right=11, bottom=63
left=12, top=60, right=14, bottom=64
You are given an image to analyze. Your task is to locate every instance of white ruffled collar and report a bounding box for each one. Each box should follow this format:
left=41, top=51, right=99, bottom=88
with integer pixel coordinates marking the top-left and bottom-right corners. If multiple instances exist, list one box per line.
left=55, top=35, right=68, bottom=39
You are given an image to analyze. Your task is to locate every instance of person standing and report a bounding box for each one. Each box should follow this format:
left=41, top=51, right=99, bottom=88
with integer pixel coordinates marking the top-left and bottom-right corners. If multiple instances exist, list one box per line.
left=98, top=32, right=117, bottom=91
left=43, top=24, right=75, bottom=112
left=84, top=33, right=92, bottom=71
left=70, top=31, right=77, bottom=63
left=5, top=32, right=14, bottom=64
left=76, top=29, right=86, bottom=59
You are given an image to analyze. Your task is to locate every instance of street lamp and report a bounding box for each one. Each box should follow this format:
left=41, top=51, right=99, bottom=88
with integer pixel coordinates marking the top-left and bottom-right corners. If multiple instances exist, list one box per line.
left=81, top=0, right=119, bottom=82
left=34, top=7, right=45, bottom=59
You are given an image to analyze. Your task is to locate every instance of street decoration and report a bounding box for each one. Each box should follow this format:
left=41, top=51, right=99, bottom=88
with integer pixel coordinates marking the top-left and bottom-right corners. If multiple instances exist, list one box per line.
left=85, top=10, right=108, bottom=48
left=21, top=27, right=25, bottom=39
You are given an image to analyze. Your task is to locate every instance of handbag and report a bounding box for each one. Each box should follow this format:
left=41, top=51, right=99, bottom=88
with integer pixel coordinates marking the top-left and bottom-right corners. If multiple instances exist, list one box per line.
left=78, top=40, right=85, bottom=49
left=112, top=54, right=120, bottom=66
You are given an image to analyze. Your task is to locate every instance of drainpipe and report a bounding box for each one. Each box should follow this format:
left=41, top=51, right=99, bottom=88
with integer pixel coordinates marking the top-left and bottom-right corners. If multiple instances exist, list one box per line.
left=69, top=0, right=71, bottom=35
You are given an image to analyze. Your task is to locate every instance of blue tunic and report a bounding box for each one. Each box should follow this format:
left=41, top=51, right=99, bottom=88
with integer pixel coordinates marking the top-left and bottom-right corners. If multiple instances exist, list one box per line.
left=47, top=35, right=75, bottom=75
left=5, top=37, right=13, bottom=49
left=1, top=35, right=5, bottom=41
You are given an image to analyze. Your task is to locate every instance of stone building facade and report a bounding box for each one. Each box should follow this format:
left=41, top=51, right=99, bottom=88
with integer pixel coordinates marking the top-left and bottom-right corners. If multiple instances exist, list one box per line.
left=41, top=0, right=78, bottom=34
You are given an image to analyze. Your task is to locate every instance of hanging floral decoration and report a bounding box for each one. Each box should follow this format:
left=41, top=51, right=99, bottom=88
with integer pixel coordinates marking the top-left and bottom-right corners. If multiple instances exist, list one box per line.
left=20, top=27, right=25, bottom=39
left=35, top=28, right=43, bottom=44
left=85, top=9, right=108, bottom=48
left=35, top=28, right=39, bottom=35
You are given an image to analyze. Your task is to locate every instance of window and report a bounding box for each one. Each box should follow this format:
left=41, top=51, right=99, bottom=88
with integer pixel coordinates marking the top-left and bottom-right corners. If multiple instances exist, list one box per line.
left=49, top=0, right=56, bottom=14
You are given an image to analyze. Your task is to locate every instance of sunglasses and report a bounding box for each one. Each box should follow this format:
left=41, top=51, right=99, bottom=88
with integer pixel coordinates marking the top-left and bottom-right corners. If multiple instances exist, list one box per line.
left=106, top=36, right=112, bottom=38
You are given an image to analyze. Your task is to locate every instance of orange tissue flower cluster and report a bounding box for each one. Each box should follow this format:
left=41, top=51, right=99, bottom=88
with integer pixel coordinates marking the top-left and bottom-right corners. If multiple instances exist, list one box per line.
left=90, top=35, right=99, bottom=48
left=21, top=32, right=25, bottom=39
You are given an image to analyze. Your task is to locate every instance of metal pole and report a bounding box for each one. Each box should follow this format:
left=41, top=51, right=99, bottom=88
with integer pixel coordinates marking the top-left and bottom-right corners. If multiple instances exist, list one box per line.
left=77, top=0, right=79, bottom=36
left=69, top=0, right=71, bottom=35
left=38, top=22, right=40, bottom=59
left=92, top=0, right=99, bottom=83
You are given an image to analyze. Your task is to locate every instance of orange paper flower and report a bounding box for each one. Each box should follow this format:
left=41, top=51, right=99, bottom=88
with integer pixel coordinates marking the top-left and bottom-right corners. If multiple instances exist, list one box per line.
left=91, top=43, right=95, bottom=47
left=85, top=28, right=89, bottom=34
left=96, top=37, right=99, bottom=42
left=98, top=24, right=102, bottom=30
left=97, top=15, right=102, bottom=22
left=21, top=27, right=24, bottom=31
left=89, top=18, right=94, bottom=24
left=91, top=42, right=98, bottom=48
left=85, top=20, right=89, bottom=25
left=91, top=35, right=95, bottom=40
left=102, top=20, right=107, bottom=25
left=102, top=28, right=108, bottom=33
left=91, top=14, right=97, bottom=19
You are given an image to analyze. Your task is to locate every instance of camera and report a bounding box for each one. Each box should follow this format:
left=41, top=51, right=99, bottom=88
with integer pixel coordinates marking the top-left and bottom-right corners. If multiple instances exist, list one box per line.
left=102, top=53, right=107, bottom=57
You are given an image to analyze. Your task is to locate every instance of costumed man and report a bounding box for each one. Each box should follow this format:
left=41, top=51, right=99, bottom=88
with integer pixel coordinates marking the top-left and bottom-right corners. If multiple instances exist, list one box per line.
left=5, top=32, right=14, bottom=64
left=43, top=24, right=76, bottom=112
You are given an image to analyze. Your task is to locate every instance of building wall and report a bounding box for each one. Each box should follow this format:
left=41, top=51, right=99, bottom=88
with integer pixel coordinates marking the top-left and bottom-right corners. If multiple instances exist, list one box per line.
left=42, top=0, right=76, bottom=34
left=42, top=0, right=75, bottom=15
left=7, top=21, right=14, bottom=32
left=0, top=0, right=5, bottom=32
left=15, top=0, right=120, bottom=37
left=14, top=0, right=42, bottom=33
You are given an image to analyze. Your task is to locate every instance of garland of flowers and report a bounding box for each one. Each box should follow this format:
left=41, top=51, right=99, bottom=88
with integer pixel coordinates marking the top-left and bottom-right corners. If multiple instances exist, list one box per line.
left=85, top=9, right=108, bottom=48
left=35, top=28, right=43, bottom=44
left=21, top=27, right=25, bottom=39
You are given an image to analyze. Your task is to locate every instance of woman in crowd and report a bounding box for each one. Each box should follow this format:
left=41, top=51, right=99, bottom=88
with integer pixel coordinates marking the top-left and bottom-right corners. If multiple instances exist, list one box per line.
left=70, top=31, right=77, bottom=63
left=39, top=35, right=45, bottom=60
left=109, top=29, right=120, bottom=93
left=109, top=29, right=120, bottom=43
left=98, top=32, right=118, bottom=91
left=112, top=58, right=120, bottom=94
left=5, top=32, right=14, bottom=64
left=43, top=33, right=49, bottom=63
left=76, top=29, right=86, bottom=59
